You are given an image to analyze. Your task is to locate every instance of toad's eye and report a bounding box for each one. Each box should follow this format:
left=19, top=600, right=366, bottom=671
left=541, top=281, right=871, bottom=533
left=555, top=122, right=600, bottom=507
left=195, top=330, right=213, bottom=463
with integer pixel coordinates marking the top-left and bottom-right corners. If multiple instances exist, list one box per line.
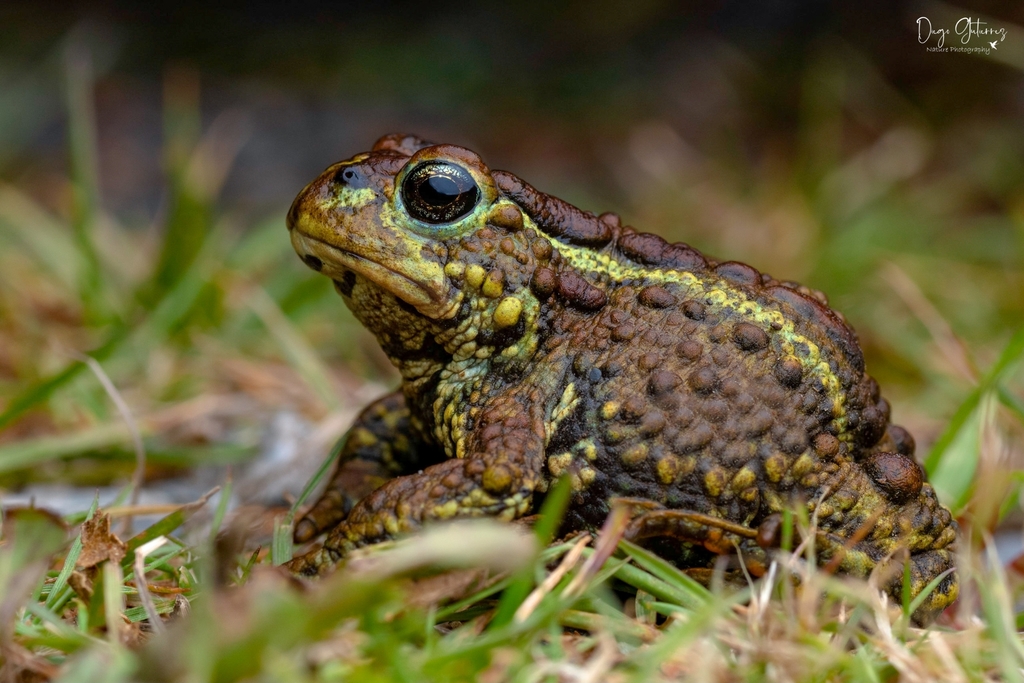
left=401, top=161, right=479, bottom=224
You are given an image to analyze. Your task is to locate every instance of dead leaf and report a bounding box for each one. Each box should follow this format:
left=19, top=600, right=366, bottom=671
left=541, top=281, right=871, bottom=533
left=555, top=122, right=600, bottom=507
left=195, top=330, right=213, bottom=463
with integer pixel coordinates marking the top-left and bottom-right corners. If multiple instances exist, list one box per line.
left=76, top=512, right=127, bottom=568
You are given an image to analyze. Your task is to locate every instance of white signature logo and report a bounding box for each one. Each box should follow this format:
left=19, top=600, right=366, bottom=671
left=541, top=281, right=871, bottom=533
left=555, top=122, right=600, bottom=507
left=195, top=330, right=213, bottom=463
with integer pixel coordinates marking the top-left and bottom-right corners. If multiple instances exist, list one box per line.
left=921, top=15, right=1007, bottom=50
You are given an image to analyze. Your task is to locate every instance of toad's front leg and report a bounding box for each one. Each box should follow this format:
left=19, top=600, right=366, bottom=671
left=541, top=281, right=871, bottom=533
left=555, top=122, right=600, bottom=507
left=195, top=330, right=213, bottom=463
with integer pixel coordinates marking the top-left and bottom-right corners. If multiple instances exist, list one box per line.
left=294, top=391, right=442, bottom=544
left=288, top=393, right=548, bottom=576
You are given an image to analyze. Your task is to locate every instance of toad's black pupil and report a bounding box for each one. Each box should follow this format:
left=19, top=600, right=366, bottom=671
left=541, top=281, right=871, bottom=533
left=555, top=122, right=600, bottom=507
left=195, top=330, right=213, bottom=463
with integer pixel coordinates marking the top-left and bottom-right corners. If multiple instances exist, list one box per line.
left=402, top=161, right=479, bottom=224
left=423, top=175, right=460, bottom=203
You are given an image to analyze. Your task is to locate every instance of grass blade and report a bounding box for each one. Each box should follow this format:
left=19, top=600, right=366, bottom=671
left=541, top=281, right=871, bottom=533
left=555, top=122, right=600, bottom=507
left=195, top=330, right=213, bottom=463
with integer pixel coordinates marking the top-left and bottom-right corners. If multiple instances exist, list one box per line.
left=926, top=325, right=1024, bottom=473
left=0, top=329, right=126, bottom=431
left=121, top=487, right=219, bottom=567
left=65, top=40, right=105, bottom=320
left=247, top=284, right=341, bottom=411
left=45, top=495, right=99, bottom=610
left=489, top=476, right=573, bottom=628
left=271, top=514, right=294, bottom=566
left=0, top=418, right=131, bottom=475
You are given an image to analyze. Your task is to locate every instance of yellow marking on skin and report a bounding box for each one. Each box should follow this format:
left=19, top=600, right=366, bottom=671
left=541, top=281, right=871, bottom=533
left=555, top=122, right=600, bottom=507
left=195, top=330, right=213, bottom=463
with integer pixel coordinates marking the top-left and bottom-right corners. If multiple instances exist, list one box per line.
left=433, top=500, right=459, bottom=519
left=704, top=467, right=728, bottom=497
left=791, top=452, right=815, bottom=478
left=682, top=456, right=697, bottom=476
left=545, top=383, right=579, bottom=444
left=579, top=467, right=596, bottom=486
left=731, top=467, right=757, bottom=492
left=739, top=487, right=758, bottom=503
left=384, top=515, right=400, bottom=535
left=835, top=548, right=874, bottom=575
left=432, top=357, right=489, bottom=458
left=764, top=453, right=788, bottom=483
left=764, top=489, right=784, bottom=512
left=493, top=296, right=523, bottom=328
left=349, top=427, right=378, bottom=449
left=482, top=465, right=512, bottom=493
left=604, top=426, right=630, bottom=444
left=832, top=491, right=855, bottom=512
left=574, top=439, right=597, bottom=461
left=497, top=506, right=518, bottom=521
left=467, top=488, right=498, bottom=506
left=465, top=264, right=486, bottom=289
left=516, top=497, right=532, bottom=515
left=547, top=235, right=850, bottom=437
left=330, top=186, right=375, bottom=208
left=456, top=342, right=478, bottom=360
left=871, top=517, right=894, bottom=540
left=655, top=454, right=696, bottom=485
left=482, top=270, right=504, bottom=298
left=382, top=410, right=404, bottom=430
left=600, top=401, right=620, bottom=420
left=555, top=384, right=577, bottom=418
left=444, top=261, right=465, bottom=280
left=547, top=452, right=573, bottom=477
left=622, top=443, right=648, bottom=466
left=657, top=455, right=681, bottom=484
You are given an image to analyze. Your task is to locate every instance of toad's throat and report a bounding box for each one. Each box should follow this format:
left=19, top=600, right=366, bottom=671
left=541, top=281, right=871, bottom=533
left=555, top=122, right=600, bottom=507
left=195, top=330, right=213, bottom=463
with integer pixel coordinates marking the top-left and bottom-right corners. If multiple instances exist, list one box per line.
left=291, top=231, right=457, bottom=319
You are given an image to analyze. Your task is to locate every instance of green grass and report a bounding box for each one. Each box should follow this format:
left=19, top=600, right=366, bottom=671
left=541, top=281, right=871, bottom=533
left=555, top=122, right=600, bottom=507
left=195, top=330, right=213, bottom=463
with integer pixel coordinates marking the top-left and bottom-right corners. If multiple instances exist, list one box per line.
left=2, top=31, right=1024, bottom=683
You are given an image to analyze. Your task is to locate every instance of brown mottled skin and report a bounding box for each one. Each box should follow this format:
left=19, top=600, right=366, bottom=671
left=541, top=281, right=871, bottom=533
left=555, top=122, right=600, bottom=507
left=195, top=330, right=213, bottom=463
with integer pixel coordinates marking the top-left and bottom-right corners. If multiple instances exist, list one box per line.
left=286, top=133, right=958, bottom=620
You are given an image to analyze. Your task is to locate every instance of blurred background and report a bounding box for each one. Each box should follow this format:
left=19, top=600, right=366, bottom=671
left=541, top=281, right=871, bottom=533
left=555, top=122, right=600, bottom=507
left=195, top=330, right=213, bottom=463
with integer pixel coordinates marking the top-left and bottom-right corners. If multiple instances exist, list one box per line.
left=0, top=1, right=1022, bottom=552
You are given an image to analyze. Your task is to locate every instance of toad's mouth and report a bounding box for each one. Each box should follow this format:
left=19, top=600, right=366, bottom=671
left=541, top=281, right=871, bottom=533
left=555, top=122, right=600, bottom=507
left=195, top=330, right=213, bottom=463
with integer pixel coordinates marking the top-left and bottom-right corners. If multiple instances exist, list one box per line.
left=290, top=230, right=458, bottom=320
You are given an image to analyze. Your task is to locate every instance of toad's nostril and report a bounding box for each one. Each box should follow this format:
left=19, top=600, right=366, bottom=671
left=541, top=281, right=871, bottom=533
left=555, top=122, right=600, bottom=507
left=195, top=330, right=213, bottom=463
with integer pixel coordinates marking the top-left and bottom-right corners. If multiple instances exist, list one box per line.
left=303, top=254, right=324, bottom=272
left=335, top=166, right=368, bottom=189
